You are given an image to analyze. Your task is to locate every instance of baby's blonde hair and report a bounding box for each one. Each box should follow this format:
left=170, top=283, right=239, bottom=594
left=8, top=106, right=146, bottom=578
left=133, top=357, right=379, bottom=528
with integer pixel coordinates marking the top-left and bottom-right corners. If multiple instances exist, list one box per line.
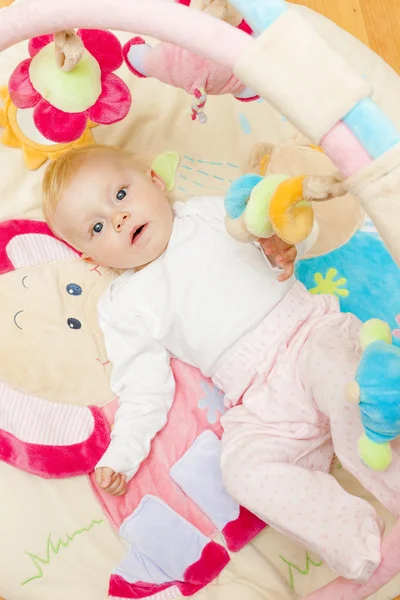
left=42, top=144, right=148, bottom=227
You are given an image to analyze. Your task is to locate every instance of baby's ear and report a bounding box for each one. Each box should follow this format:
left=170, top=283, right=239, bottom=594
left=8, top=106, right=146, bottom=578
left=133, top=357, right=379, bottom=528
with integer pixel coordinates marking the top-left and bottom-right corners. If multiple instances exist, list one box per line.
left=148, top=169, right=167, bottom=192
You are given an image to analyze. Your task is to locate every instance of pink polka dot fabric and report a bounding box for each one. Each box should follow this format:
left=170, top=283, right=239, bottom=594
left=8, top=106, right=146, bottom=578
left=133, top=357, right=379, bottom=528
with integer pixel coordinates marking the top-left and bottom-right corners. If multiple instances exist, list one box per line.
left=213, top=282, right=400, bottom=583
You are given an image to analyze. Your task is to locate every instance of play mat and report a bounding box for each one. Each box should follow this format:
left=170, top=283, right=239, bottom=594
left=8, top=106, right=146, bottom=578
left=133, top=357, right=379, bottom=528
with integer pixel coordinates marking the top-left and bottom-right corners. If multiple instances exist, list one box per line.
left=0, top=1, right=400, bottom=599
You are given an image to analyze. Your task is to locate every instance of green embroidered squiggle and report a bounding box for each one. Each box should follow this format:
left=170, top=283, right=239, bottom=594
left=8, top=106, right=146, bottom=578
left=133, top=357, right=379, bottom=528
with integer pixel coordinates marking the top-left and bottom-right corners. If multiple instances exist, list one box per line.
left=22, top=519, right=104, bottom=586
left=279, top=551, right=323, bottom=590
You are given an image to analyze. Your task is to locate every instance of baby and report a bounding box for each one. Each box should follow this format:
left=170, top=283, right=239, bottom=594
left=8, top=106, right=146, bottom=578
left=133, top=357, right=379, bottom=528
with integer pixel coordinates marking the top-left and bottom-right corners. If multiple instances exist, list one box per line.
left=43, top=144, right=399, bottom=583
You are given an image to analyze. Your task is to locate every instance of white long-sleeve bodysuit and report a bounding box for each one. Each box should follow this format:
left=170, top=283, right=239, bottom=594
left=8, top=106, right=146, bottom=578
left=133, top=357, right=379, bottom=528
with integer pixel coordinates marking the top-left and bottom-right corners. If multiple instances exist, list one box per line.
left=96, top=195, right=317, bottom=478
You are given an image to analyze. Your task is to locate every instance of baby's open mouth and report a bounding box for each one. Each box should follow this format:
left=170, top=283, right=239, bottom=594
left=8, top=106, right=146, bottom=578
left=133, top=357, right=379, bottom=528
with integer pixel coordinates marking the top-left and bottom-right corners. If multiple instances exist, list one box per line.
left=131, top=224, right=147, bottom=245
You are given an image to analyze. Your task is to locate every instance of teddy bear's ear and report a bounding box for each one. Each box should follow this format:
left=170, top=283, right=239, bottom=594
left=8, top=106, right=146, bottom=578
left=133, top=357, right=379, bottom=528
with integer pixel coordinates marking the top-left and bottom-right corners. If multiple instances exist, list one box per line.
left=245, top=143, right=275, bottom=175
left=0, top=219, right=78, bottom=275
left=0, top=378, right=110, bottom=478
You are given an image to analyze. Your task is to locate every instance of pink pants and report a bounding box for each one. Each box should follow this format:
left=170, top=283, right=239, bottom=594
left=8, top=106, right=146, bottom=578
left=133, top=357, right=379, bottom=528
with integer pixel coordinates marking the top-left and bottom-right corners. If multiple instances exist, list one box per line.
left=213, top=283, right=400, bottom=583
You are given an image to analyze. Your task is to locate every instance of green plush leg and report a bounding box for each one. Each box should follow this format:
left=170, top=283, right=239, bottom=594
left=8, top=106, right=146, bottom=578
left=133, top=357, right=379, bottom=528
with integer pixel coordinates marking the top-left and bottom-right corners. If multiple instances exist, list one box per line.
left=359, top=319, right=392, bottom=351
left=358, top=434, right=392, bottom=471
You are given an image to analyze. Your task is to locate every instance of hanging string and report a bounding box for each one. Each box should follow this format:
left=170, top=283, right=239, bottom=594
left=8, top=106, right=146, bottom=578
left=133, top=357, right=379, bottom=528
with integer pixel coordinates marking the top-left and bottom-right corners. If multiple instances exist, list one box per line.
left=54, top=30, right=84, bottom=72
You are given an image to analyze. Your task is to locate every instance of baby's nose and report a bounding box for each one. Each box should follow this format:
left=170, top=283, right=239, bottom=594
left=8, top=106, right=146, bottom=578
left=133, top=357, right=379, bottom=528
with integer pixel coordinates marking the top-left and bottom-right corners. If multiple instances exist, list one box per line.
left=112, top=212, right=130, bottom=232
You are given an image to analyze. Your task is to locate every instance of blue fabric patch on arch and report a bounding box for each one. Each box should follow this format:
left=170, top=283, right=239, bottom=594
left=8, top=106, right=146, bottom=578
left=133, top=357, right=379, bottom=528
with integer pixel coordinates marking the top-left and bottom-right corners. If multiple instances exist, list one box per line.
left=230, top=0, right=287, bottom=33
left=343, top=99, right=400, bottom=159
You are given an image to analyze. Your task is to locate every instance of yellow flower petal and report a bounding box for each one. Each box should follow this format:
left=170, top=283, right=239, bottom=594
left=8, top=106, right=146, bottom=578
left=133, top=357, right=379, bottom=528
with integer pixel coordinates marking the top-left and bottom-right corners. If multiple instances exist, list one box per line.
left=23, top=144, right=48, bottom=170
left=1, top=125, right=21, bottom=148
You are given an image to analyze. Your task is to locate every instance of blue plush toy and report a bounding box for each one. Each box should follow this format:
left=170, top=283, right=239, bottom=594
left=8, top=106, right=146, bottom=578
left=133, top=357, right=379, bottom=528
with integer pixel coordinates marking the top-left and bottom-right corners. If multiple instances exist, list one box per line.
left=346, top=319, right=400, bottom=470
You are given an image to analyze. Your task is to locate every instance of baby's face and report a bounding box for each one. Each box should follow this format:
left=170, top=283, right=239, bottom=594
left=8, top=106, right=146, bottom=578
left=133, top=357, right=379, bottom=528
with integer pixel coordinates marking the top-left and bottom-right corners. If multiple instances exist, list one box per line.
left=51, top=149, right=174, bottom=269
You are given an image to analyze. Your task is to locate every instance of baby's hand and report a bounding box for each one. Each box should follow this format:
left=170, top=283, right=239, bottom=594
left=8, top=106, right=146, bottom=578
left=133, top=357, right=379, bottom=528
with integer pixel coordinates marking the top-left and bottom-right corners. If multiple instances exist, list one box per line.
left=95, top=466, right=127, bottom=496
left=259, top=235, right=297, bottom=282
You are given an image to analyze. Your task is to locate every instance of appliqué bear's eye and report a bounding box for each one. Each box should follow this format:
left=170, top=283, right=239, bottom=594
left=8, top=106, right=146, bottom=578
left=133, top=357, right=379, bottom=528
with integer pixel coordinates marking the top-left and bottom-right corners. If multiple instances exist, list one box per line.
left=67, top=318, right=82, bottom=330
left=66, top=283, right=82, bottom=296
left=116, top=188, right=127, bottom=201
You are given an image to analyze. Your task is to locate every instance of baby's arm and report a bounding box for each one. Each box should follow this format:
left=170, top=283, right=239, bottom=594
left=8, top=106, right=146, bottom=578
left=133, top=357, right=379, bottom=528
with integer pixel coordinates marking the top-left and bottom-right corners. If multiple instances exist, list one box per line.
left=95, top=304, right=175, bottom=495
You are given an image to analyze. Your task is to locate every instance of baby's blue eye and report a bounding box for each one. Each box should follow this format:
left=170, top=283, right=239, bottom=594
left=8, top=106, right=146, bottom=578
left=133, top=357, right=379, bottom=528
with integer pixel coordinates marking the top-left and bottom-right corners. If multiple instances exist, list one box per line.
left=66, top=283, right=82, bottom=296
left=93, top=222, right=103, bottom=234
left=116, top=188, right=127, bottom=201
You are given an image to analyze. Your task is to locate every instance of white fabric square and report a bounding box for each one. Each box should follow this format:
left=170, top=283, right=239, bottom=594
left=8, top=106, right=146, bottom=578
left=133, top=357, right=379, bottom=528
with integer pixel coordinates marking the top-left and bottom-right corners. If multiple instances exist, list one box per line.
left=345, top=143, right=400, bottom=265
left=233, top=10, right=371, bottom=143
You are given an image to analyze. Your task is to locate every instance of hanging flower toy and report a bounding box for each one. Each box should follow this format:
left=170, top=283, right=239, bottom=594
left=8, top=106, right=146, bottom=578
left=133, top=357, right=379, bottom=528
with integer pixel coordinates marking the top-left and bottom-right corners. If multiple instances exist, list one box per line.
left=8, top=29, right=132, bottom=144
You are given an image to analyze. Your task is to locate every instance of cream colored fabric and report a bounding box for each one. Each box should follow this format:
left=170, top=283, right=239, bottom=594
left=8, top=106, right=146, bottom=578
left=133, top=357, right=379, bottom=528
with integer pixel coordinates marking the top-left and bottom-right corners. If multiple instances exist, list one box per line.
left=346, top=143, right=400, bottom=266
left=1, top=4, right=400, bottom=600
left=233, top=9, right=371, bottom=143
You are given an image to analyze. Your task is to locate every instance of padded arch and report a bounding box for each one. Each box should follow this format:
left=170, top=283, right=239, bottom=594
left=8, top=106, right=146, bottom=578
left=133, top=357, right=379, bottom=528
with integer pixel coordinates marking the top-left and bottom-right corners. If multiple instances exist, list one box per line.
left=0, top=0, right=251, bottom=67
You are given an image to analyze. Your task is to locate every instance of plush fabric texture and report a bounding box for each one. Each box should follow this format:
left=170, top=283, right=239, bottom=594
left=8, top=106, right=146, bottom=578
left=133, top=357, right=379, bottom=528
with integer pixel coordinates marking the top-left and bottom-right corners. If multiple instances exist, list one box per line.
left=321, top=121, right=373, bottom=179
left=296, top=230, right=400, bottom=337
left=230, top=0, right=288, bottom=30
left=233, top=10, right=372, bottom=144
left=269, top=176, right=314, bottom=245
left=245, top=174, right=287, bottom=238
left=0, top=85, right=98, bottom=170
left=123, top=37, right=257, bottom=102
left=345, top=142, right=400, bottom=266
left=356, top=341, right=400, bottom=444
left=343, top=98, right=400, bottom=160
left=0, top=0, right=252, bottom=72
left=224, top=173, right=262, bottom=219
left=8, top=30, right=131, bottom=143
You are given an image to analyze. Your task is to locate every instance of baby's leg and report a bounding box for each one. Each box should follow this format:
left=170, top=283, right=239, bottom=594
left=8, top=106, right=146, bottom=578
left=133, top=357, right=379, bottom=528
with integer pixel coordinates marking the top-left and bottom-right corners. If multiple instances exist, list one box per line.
left=221, top=403, right=383, bottom=583
left=303, top=311, right=400, bottom=517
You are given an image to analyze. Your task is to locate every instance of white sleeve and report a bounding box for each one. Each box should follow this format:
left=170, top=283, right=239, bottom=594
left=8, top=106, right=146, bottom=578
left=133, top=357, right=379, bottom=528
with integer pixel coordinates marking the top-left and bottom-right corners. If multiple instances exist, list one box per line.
left=96, top=301, right=175, bottom=481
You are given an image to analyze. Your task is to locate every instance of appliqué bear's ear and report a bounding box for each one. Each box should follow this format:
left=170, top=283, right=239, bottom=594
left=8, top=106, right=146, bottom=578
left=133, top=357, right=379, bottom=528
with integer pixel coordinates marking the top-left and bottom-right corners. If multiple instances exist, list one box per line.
left=0, top=219, right=78, bottom=275
left=123, top=37, right=152, bottom=78
left=0, top=379, right=110, bottom=478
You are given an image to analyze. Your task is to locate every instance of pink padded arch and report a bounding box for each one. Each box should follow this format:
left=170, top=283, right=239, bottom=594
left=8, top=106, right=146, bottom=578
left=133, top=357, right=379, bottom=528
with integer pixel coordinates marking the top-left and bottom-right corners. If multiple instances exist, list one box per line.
left=0, top=0, right=251, bottom=68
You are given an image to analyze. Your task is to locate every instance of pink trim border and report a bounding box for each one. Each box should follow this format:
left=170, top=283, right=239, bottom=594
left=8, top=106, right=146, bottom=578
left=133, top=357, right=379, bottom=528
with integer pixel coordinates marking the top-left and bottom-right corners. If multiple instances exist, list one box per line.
left=109, top=541, right=229, bottom=598
left=122, top=37, right=148, bottom=79
left=0, top=407, right=110, bottom=479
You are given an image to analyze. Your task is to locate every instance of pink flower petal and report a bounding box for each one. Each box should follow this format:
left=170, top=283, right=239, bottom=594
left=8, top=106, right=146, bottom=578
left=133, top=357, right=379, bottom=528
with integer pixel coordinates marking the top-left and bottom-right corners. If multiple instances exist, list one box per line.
left=88, top=73, right=131, bottom=125
left=78, top=29, right=122, bottom=73
left=9, top=58, right=41, bottom=109
left=28, top=35, right=53, bottom=58
left=33, top=100, right=87, bottom=144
